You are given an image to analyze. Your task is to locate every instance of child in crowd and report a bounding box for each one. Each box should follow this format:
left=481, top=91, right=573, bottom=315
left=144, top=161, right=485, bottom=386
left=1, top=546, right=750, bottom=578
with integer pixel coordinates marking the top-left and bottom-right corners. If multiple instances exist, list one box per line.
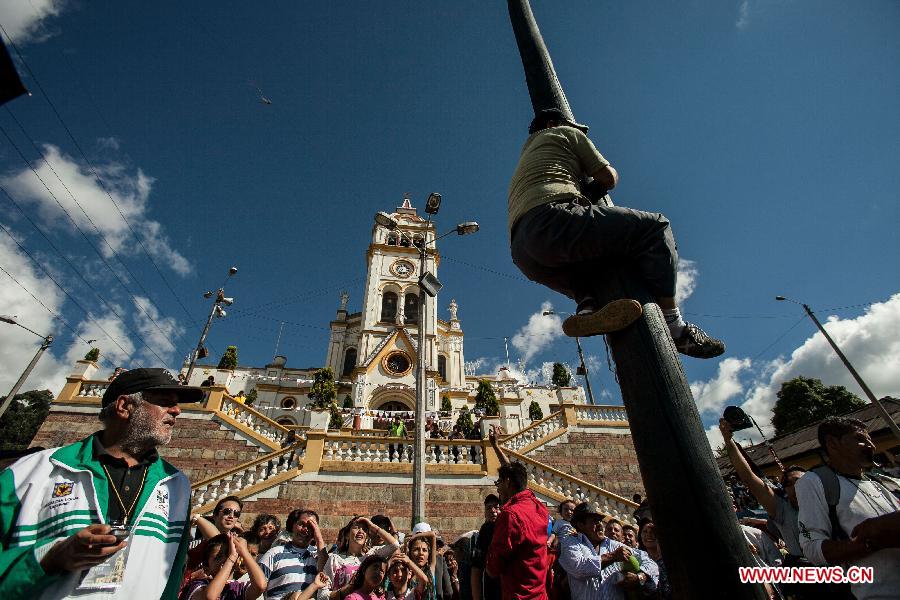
left=342, top=554, right=390, bottom=600
left=180, top=533, right=267, bottom=600
left=385, top=553, right=430, bottom=600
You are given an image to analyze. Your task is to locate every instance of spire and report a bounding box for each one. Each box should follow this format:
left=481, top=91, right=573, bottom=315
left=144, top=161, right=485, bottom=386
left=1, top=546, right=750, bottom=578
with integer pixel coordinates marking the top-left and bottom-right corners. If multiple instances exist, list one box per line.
left=397, top=193, right=417, bottom=216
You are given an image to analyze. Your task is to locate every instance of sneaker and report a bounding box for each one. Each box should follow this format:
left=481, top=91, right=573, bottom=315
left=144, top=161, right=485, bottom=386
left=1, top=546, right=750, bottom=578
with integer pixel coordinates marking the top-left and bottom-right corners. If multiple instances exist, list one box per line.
left=673, top=323, right=725, bottom=359
left=562, top=299, right=643, bottom=337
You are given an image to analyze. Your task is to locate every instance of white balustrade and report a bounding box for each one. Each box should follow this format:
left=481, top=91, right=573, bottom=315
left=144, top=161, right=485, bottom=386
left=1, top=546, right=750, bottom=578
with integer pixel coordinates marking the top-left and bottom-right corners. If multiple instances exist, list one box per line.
left=220, top=396, right=291, bottom=446
left=521, top=460, right=633, bottom=523
left=191, top=445, right=304, bottom=509
left=321, top=437, right=484, bottom=466
left=78, top=381, right=109, bottom=398
left=574, top=405, right=629, bottom=423
left=502, top=413, right=564, bottom=452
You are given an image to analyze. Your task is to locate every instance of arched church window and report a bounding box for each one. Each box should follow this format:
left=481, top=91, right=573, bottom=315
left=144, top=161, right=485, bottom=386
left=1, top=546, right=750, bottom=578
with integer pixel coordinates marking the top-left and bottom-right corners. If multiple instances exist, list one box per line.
left=404, top=293, right=419, bottom=324
left=387, top=233, right=398, bottom=246
left=399, top=235, right=411, bottom=248
left=438, top=355, right=447, bottom=380
left=381, top=292, right=398, bottom=322
left=413, top=235, right=425, bottom=250
left=342, top=348, right=357, bottom=377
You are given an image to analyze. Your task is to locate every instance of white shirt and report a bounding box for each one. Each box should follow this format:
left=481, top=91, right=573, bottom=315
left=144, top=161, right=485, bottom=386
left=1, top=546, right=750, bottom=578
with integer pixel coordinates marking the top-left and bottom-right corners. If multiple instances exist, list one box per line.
left=558, top=533, right=658, bottom=600
left=795, top=470, right=900, bottom=600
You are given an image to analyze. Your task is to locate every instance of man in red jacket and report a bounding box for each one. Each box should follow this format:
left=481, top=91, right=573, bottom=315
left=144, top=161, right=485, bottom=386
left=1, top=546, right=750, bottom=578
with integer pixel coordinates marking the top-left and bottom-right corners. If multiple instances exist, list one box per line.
left=486, top=462, right=550, bottom=600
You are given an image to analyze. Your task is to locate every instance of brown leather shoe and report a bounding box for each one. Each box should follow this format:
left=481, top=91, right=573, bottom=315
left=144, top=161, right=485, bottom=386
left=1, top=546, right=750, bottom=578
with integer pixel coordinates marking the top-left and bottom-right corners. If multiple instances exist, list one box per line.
left=562, top=299, right=643, bottom=337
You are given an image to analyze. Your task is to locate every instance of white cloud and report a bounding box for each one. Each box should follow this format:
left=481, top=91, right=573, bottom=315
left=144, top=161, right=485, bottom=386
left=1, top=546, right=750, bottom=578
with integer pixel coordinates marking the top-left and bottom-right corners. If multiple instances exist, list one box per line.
left=131, top=295, right=184, bottom=367
left=690, top=357, right=752, bottom=415
left=0, top=0, right=67, bottom=45
left=0, top=144, right=192, bottom=275
left=675, top=259, right=698, bottom=305
left=511, top=301, right=563, bottom=365
left=702, top=293, right=900, bottom=449
left=736, top=1, right=751, bottom=30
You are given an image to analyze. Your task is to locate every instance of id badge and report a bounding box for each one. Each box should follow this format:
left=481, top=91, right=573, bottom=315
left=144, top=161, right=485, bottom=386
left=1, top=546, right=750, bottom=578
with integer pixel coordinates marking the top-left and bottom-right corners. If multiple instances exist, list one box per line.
left=75, top=532, right=132, bottom=592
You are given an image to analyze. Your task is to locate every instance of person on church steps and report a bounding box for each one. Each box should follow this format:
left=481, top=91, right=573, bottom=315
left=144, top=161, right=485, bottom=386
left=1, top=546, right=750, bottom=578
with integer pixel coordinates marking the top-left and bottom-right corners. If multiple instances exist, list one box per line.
left=0, top=368, right=202, bottom=599
left=259, top=509, right=328, bottom=600
left=315, top=516, right=398, bottom=600
left=508, top=108, right=724, bottom=359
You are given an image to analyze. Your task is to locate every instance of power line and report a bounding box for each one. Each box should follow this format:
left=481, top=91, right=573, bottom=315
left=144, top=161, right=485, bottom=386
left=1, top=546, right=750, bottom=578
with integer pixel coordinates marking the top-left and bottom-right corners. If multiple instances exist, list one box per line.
left=0, top=23, right=203, bottom=340
left=750, top=315, right=809, bottom=362
left=0, top=114, right=182, bottom=353
left=0, top=183, right=168, bottom=364
left=0, top=221, right=135, bottom=365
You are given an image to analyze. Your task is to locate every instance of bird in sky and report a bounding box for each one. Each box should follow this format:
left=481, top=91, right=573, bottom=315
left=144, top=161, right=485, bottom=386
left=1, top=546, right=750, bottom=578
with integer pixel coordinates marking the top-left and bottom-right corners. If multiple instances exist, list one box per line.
left=249, top=82, right=272, bottom=105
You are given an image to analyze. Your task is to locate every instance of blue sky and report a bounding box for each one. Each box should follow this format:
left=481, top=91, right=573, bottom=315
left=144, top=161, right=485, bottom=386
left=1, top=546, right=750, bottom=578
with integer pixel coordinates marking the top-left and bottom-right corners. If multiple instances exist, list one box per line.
left=1, top=1, right=898, bottom=447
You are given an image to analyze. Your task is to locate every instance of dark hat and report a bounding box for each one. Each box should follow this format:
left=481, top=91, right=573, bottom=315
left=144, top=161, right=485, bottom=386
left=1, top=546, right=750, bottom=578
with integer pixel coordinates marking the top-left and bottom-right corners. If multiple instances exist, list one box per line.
left=570, top=502, right=603, bottom=524
left=102, top=368, right=204, bottom=407
left=529, top=108, right=590, bottom=134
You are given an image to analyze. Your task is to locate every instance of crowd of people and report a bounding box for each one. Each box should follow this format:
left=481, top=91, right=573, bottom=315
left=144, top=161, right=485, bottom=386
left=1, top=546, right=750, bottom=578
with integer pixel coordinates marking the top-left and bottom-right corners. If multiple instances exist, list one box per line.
left=2, top=368, right=898, bottom=600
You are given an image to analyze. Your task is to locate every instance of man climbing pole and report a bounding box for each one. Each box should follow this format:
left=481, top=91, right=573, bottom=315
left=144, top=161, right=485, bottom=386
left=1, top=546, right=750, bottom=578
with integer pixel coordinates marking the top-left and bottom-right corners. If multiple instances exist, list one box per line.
left=508, top=108, right=725, bottom=358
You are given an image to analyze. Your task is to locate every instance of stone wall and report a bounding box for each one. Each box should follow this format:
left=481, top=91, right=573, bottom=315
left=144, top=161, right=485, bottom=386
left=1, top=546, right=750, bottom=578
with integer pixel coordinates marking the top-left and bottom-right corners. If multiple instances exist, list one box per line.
left=530, top=431, right=644, bottom=500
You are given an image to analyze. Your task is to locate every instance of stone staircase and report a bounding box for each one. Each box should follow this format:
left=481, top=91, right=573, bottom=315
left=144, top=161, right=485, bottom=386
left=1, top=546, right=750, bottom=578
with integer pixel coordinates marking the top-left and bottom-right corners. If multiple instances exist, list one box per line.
left=36, top=370, right=641, bottom=540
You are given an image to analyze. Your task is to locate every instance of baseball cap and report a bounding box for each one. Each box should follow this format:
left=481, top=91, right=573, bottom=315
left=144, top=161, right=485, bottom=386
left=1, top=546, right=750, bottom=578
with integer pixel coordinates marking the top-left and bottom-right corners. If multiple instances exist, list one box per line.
left=102, top=368, right=204, bottom=407
left=570, top=502, right=603, bottom=524
left=411, top=522, right=432, bottom=534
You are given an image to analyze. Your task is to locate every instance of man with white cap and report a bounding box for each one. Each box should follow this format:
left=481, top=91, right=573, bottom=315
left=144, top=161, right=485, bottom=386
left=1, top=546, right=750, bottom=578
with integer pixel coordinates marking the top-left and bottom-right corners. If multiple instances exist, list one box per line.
left=0, top=368, right=203, bottom=599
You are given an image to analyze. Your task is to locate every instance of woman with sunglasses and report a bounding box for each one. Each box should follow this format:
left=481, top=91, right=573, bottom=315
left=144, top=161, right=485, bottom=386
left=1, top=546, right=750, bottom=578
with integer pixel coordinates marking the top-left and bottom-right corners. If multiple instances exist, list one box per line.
left=183, top=497, right=246, bottom=595
left=317, top=516, right=399, bottom=600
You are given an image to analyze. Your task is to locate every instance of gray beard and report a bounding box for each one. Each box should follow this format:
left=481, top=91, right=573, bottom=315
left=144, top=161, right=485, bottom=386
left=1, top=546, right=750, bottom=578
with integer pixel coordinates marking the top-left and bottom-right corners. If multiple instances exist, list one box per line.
left=119, top=402, right=171, bottom=456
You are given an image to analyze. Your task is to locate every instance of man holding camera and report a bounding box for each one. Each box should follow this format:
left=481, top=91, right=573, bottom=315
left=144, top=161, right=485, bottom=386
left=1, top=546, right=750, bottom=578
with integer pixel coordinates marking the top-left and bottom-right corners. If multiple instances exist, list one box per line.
left=0, top=368, right=202, bottom=599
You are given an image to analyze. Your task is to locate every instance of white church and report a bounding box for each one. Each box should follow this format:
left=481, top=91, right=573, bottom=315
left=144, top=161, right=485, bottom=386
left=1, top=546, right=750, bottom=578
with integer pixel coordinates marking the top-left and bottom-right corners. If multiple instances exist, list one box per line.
left=183, top=197, right=585, bottom=433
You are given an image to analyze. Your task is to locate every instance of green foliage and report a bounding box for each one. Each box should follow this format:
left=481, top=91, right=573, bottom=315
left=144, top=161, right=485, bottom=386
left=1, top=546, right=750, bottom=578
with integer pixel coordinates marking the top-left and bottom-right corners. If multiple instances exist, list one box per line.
left=715, top=444, right=728, bottom=459
left=455, top=407, right=474, bottom=436
left=217, top=345, right=238, bottom=370
left=329, top=403, right=344, bottom=430
left=772, top=376, right=866, bottom=436
left=528, top=400, right=544, bottom=421
left=307, top=368, right=337, bottom=409
left=474, top=380, right=500, bottom=416
left=0, top=389, right=53, bottom=451
left=245, top=389, right=258, bottom=406
left=84, top=348, right=100, bottom=362
left=342, top=394, right=353, bottom=409
left=551, top=362, right=571, bottom=387
left=441, top=395, right=453, bottom=413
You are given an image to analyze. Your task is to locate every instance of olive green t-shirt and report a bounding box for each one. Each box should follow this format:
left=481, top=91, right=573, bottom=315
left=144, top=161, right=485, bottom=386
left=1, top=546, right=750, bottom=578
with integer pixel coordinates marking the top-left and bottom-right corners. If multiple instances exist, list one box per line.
left=507, top=125, right=609, bottom=233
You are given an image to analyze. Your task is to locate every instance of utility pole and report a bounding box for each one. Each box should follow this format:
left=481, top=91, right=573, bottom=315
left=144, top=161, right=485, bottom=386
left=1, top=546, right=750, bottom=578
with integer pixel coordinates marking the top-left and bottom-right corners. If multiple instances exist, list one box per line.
left=0, top=333, right=53, bottom=420
left=574, top=336, right=595, bottom=405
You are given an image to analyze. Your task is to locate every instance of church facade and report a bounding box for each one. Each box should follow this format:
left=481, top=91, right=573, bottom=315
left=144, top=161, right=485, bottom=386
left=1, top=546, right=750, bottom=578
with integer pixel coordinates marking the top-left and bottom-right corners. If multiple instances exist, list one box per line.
left=184, top=198, right=584, bottom=432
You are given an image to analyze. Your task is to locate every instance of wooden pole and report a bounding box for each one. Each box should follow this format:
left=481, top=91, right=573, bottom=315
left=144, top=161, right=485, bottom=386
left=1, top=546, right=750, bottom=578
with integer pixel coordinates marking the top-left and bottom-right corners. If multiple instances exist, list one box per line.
left=506, top=2, right=767, bottom=597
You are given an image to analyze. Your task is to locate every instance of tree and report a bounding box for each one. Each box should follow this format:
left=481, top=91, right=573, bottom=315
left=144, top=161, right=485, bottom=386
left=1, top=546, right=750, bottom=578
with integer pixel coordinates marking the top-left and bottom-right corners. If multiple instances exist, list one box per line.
left=307, top=368, right=337, bottom=409
left=528, top=400, right=544, bottom=421
left=84, top=347, right=100, bottom=362
left=456, top=407, right=474, bottom=436
left=551, top=362, right=571, bottom=387
left=342, top=394, right=353, bottom=409
left=0, top=389, right=53, bottom=451
left=245, top=389, right=257, bottom=406
left=218, top=345, right=238, bottom=370
left=474, top=380, right=500, bottom=416
left=329, top=403, right=344, bottom=430
left=771, top=376, right=866, bottom=436
left=441, top=395, right=453, bottom=413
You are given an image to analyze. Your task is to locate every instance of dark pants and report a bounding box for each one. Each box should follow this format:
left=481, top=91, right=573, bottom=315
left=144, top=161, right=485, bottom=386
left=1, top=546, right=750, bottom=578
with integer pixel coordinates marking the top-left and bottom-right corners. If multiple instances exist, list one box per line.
left=511, top=198, right=678, bottom=303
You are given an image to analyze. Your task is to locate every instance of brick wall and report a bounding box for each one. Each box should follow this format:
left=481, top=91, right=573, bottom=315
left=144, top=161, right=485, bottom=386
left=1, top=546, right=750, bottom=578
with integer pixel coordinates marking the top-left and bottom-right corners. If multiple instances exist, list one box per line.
left=530, top=431, right=645, bottom=500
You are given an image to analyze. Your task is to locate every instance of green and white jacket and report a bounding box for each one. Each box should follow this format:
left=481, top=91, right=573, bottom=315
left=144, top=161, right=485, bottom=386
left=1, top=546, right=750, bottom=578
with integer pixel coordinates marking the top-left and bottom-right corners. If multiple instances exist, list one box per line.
left=0, top=434, right=191, bottom=599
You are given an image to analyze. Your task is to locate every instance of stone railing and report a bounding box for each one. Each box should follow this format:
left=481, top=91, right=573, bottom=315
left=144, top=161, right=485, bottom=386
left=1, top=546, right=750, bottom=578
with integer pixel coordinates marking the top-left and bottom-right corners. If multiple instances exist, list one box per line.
left=322, top=436, right=484, bottom=466
left=505, top=448, right=638, bottom=523
left=574, top=404, right=629, bottom=424
left=500, top=411, right=565, bottom=452
left=78, top=381, right=109, bottom=398
left=218, top=395, right=292, bottom=447
left=190, top=442, right=305, bottom=510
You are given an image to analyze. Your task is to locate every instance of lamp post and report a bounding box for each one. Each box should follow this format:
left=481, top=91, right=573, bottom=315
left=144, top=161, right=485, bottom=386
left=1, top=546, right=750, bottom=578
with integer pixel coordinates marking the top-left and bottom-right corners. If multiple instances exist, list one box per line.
left=0, top=315, right=53, bottom=420
left=185, top=267, right=237, bottom=384
left=776, top=296, right=900, bottom=441
left=542, top=310, right=596, bottom=405
left=375, top=202, right=479, bottom=526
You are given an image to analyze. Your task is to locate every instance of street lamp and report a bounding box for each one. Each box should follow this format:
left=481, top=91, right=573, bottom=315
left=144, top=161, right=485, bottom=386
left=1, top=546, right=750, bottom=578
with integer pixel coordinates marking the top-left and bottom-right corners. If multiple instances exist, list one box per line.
left=0, top=315, right=53, bottom=420
left=775, top=295, right=900, bottom=441
left=184, top=267, right=238, bottom=384
left=542, top=310, right=596, bottom=405
left=374, top=202, right=479, bottom=526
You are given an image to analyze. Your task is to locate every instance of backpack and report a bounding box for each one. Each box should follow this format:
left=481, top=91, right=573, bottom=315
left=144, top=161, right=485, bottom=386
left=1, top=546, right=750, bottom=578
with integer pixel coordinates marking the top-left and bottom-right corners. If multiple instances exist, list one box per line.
left=811, top=465, right=900, bottom=540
